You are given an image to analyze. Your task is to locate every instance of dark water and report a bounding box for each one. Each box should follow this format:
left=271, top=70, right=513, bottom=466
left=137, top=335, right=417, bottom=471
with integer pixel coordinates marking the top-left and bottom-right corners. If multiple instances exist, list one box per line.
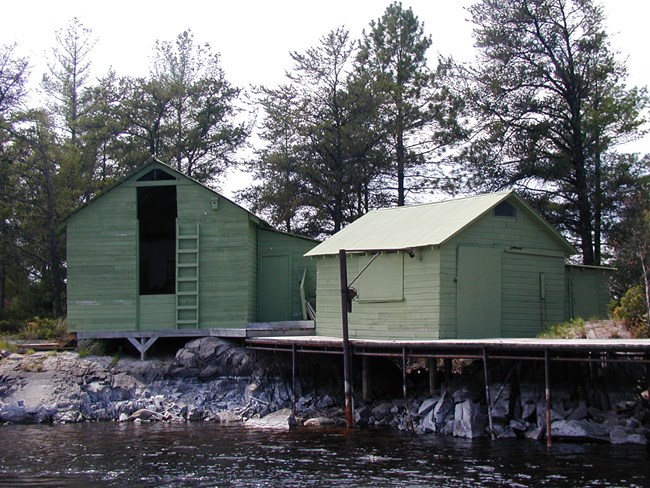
left=0, top=423, right=648, bottom=487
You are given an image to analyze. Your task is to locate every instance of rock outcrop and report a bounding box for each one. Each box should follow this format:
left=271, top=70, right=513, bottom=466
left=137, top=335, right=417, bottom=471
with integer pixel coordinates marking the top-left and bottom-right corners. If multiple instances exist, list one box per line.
left=1, top=338, right=649, bottom=445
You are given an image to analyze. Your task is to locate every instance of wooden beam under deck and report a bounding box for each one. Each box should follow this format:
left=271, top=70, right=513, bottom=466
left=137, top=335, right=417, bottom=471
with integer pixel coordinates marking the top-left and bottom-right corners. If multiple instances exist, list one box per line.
left=246, top=335, right=650, bottom=363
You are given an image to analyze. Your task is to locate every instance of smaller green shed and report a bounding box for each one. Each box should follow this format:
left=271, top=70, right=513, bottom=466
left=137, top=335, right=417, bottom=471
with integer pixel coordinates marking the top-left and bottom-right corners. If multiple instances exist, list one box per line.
left=62, top=159, right=318, bottom=356
left=306, top=191, right=610, bottom=340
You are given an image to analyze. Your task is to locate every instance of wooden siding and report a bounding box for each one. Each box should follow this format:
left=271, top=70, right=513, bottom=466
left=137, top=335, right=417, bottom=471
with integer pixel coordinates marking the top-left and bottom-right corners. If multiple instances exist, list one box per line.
left=66, top=184, right=137, bottom=332
left=139, top=295, right=176, bottom=330
left=440, top=198, right=568, bottom=338
left=565, top=266, right=612, bottom=320
left=66, top=162, right=319, bottom=334
left=313, top=196, right=570, bottom=340
left=258, top=229, right=317, bottom=321
left=501, top=251, right=565, bottom=336
left=175, top=180, right=254, bottom=329
left=314, top=248, right=441, bottom=339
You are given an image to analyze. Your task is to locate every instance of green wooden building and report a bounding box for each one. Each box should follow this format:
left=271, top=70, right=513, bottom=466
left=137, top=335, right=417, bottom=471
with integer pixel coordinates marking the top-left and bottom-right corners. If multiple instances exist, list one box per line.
left=306, top=191, right=610, bottom=340
left=62, top=159, right=317, bottom=356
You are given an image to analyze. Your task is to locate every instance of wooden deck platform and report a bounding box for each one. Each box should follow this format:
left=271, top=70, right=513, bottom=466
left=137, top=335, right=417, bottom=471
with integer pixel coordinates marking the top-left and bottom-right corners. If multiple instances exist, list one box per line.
left=247, top=335, right=650, bottom=362
left=75, top=321, right=314, bottom=359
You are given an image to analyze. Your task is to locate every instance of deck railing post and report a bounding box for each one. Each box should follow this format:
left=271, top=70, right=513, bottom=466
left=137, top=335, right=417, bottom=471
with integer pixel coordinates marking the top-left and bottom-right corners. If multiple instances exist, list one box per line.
left=339, top=249, right=354, bottom=428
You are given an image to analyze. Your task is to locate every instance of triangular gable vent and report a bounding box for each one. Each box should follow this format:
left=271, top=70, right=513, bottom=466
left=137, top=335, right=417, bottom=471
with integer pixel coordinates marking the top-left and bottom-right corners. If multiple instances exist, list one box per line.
left=138, top=168, right=176, bottom=181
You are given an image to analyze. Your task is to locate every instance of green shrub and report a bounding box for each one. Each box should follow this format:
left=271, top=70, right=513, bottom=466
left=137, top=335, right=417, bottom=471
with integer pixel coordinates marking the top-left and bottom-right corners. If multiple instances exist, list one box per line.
left=19, top=317, right=68, bottom=341
left=78, top=340, right=111, bottom=357
left=612, top=285, right=649, bottom=338
left=538, top=317, right=587, bottom=339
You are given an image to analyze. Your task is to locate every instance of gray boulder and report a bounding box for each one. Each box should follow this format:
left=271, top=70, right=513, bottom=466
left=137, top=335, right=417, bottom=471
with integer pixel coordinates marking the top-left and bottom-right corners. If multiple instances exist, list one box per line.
left=245, top=408, right=297, bottom=429
left=433, top=391, right=454, bottom=430
left=551, top=419, right=608, bottom=441
left=304, top=416, right=335, bottom=426
left=453, top=400, right=487, bottom=438
left=0, top=403, right=27, bottom=423
left=417, top=397, right=439, bottom=417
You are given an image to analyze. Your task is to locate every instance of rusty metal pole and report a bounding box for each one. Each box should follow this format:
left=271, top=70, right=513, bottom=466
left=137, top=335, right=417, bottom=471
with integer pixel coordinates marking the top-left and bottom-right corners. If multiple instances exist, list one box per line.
left=339, top=249, right=354, bottom=428
left=545, top=348, right=553, bottom=448
left=482, top=348, right=495, bottom=440
left=291, top=342, right=297, bottom=416
left=402, top=346, right=414, bottom=431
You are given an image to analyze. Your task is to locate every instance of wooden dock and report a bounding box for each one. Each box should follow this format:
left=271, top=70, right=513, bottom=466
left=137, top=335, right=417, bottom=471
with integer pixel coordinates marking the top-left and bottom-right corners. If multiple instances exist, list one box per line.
left=247, top=335, right=650, bottom=362
left=248, top=335, right=650, bottom=447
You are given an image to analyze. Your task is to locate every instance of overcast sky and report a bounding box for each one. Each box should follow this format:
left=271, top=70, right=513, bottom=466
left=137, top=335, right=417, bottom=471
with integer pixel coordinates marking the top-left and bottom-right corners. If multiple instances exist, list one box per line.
left=2, top=0, right=648, bottom=195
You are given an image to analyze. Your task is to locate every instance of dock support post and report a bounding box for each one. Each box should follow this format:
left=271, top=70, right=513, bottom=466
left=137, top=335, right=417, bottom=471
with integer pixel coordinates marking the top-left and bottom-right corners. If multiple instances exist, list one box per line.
left=402, top=347, right=414, bottom=431
left=362, top=356, right=370, bottom=400
left=291, top=342, right=297, bottom=416
left=339, top=249, right=354, bottom=428
left=444, top=358, right=452, bottom=386
left=402, top=347, right=408, bottom=401
left=127, top=336, right=158, bottom=361
left=482, top=348, right=495, bottom=440
left=545, top=348, right=553, bottom=448
left=428, top=357, right=437, bottom=396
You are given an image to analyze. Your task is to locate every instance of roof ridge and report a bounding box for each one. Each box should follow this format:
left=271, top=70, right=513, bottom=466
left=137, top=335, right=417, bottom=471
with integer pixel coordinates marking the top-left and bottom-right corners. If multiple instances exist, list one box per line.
left=371, top=190, right=513, bottom=213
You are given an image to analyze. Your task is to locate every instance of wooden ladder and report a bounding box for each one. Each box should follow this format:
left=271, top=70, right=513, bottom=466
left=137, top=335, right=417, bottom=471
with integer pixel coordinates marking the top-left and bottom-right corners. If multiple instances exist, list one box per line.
left=176, top=222, right=200, bottom=329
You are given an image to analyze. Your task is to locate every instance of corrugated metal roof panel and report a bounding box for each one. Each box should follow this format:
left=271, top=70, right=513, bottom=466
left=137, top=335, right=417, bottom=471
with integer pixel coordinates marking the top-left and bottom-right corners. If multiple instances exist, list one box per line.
left=305, top=191, right=514, bottom=256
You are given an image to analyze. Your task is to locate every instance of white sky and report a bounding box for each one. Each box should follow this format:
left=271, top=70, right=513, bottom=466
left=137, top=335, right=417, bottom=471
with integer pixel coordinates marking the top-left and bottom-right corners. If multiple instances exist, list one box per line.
left=2, top=0, right=648, bottom=196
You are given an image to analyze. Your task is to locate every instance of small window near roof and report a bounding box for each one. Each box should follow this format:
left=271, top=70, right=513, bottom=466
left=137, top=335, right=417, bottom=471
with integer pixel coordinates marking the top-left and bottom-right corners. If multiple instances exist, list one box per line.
left=495, top=200, right=517, bottom=217
left=138, top=168, right=176, bottom=181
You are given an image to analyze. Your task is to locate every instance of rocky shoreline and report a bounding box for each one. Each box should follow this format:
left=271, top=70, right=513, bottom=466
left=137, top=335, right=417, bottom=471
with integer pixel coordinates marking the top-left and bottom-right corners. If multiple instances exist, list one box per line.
left=1, top=337, right=649, bottom=445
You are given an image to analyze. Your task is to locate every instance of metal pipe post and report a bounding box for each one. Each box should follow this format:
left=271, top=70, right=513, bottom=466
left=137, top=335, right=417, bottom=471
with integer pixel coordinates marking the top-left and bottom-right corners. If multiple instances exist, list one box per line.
left=545, top=348, right=553, bottom=448
left=339, top=249, right=354, bottom=428
left=291, top=342, right=297, bottom=416
left=482, top=348, right=495, bottom=440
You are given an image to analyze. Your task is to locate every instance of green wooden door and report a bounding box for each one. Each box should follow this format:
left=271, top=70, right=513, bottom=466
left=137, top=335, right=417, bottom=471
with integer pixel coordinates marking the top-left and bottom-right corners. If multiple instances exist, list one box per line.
left=260, top=254, right=291, bottom=322
left=456, top=246, right=502, bottom=338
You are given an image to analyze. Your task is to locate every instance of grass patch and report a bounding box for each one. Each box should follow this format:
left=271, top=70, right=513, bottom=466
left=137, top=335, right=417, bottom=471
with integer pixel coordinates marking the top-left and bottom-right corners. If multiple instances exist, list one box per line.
left=0, top=339, right=17, bottom=353
left=538, top=318, right=587, bottom=339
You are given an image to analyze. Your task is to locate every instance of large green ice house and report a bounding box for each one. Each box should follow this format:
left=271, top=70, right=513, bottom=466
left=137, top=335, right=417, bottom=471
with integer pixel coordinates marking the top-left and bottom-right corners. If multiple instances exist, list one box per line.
left=62, top=159, right=317, bottom=357
left=306, top=191, right=611, bottom=340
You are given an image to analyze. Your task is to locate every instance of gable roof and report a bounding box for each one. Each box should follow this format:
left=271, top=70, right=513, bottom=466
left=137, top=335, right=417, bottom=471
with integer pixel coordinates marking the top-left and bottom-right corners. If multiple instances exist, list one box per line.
left=305, top=191, right=576, bottom=256
left=59, top=157, right=318, bottom=244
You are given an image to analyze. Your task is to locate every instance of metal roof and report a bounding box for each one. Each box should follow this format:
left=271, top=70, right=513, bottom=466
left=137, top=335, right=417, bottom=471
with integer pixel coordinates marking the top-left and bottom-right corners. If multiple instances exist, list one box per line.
left=305, top=191, right=576, bottom=256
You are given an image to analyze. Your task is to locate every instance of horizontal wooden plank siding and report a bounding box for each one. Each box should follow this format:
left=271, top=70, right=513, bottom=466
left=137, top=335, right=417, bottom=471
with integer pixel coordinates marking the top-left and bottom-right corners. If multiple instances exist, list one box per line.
left=139, top=295, right=176, bottom=330
left=315, top=248, right=440, bottom=339
left=441, top=198, right=569, bottom=339
left=501, top=252, right=565, bottom=336
left=258, top=229, right=318, bottom=321
left=176, top=180, right=253, bottom=329
left=565, top=266, right=612, bottom=320
left=66, top=184, right=137, bottom=332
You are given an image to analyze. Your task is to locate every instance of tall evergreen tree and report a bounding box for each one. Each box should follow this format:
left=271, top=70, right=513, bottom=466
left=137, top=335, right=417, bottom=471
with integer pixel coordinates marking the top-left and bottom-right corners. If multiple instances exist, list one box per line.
left=41, top=17, right=96, bottom=145
left=148, top=30, right=249, bottom=182
left=242, top=28, right=387, bottom=236
left=0, top=43, right=30, bottom=318
left=459, top=0, right=647, bottom=265
left=357, top=1, right=458, bottom=205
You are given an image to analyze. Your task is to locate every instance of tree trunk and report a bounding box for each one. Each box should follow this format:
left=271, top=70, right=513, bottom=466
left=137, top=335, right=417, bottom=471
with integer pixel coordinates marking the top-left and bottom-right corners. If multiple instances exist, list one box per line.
left=396, top=131, right=405, bottom=206
left=41, top=153, right=65, bottom=316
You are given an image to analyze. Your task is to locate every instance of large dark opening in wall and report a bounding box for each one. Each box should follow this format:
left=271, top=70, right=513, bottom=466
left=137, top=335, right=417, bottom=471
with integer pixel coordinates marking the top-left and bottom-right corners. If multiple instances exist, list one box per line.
left=137, top=186, right=177, bottom=295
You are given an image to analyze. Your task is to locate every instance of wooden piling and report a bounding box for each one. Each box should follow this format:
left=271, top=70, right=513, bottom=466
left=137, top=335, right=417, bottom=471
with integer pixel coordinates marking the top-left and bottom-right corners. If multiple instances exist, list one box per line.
left=362, top=356, right=370, bottom=400
left=428, top=357, right=437, bottom=395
